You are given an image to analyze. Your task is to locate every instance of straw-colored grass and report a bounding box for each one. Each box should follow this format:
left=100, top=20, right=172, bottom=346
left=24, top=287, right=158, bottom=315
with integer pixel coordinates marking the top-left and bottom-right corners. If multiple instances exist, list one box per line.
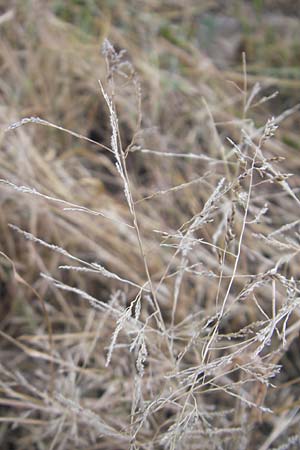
left=1, top=2, right=300, bottom=449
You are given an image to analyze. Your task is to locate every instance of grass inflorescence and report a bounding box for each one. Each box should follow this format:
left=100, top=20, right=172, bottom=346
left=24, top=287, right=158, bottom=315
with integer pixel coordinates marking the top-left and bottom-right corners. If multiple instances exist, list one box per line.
left=1, top=2, right=300, bottom=449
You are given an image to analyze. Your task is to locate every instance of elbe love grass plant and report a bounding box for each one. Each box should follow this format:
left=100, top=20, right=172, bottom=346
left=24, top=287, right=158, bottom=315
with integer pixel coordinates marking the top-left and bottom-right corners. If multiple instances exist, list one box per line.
left=1, top=3, right=300, bottom=449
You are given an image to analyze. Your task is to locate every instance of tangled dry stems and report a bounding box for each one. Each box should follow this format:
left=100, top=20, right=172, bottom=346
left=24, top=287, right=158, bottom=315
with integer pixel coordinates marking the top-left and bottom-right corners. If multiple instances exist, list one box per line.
left=1, top=4, right=300, bottom=450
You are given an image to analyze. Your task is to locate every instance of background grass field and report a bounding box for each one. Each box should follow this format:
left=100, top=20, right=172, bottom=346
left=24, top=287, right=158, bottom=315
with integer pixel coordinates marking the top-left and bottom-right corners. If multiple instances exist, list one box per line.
left=1, top=1, right=300, bottom=449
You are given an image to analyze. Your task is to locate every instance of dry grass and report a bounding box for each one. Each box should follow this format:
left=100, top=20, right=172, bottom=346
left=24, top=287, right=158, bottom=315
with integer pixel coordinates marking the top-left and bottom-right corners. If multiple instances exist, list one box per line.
left=1, top=2, right=300, bottom=449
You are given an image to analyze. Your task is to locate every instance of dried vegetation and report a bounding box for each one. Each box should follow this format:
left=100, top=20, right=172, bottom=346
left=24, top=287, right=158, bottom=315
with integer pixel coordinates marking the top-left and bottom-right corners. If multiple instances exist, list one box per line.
left=1, top=2, right=300, bottom=449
